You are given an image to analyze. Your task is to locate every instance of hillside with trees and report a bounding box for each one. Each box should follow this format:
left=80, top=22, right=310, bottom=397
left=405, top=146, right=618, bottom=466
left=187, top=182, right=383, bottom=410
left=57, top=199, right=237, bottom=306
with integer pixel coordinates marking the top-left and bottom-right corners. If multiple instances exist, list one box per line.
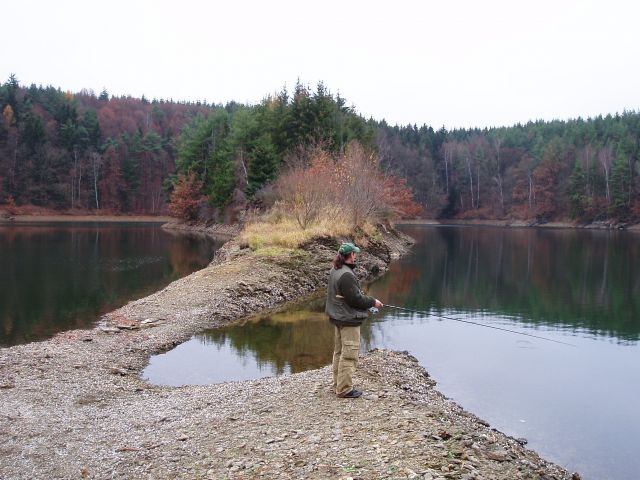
left=0, top=74, right=213, bottom=214
left=1, top=74, right=639, bottom=224
left=376, top=113, right=640, bottom=223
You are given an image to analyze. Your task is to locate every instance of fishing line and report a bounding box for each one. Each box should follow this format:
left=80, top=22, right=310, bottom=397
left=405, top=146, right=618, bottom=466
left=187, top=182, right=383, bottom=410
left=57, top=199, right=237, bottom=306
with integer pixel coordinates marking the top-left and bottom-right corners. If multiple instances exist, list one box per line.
left=380, top=304, right=576, bottom=347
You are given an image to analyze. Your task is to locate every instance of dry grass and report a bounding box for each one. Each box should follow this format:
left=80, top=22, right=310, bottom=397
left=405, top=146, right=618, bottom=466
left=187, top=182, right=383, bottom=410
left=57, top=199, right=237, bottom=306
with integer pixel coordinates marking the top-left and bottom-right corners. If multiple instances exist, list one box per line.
left=241, top=212, right=353, bottom=254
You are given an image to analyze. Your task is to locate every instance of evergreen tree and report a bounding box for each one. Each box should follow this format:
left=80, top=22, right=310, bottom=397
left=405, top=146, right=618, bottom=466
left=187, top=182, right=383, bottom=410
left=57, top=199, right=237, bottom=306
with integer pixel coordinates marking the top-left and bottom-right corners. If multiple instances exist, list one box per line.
left=247, top=133, right=278, bottom=196
left=568, top=160, right=587, bottom=219
left=610, top=152, right=631, bottom=218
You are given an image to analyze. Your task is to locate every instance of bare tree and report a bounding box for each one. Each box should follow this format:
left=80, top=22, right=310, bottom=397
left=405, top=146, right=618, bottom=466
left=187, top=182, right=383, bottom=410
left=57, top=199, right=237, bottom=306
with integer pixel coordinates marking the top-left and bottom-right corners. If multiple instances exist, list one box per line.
left=464, top=149, right=475, bottom=210
left=342, top=142, right=384, bottom=227
left=443, top=142, right=454, bottom=196
left=90, top=152, right=102, bottom=209
left=599, top=145, right=614, bottom=205
left=492, top=137, right=504, bottom=213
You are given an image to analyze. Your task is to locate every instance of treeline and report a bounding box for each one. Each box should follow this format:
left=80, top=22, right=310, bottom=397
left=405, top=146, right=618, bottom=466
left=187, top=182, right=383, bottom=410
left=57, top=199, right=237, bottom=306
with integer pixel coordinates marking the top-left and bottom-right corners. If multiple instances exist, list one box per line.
left=2, top=73, right=640, bottom=223
left=377, top=112, right=640, bottom=222
left=0, top=74, right=211, bottom=213
left=0, top=75, right=376, bottom=217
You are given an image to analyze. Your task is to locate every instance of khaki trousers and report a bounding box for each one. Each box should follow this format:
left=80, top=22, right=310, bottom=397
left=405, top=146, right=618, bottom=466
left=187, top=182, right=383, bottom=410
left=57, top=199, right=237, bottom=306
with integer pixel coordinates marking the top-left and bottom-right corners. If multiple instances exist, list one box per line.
left=332, top=325, right=361, bottom=396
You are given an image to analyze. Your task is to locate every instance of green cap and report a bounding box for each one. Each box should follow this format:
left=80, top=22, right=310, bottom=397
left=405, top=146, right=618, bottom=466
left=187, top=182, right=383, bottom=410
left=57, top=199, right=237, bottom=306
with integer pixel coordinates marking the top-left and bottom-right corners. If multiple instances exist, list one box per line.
left=338, top=242, right=361, bottom=255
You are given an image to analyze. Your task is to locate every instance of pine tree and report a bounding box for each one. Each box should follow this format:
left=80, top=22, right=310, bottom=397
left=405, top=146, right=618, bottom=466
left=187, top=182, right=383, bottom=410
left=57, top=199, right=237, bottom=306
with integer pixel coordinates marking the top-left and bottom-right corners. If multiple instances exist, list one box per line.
left=568, top=160, right=587, bottom=219
left=209, top=143, right=235, bottom=208
left=610, top=152, right=631, bottom=218
left=247, top=133, right=278, bottom=196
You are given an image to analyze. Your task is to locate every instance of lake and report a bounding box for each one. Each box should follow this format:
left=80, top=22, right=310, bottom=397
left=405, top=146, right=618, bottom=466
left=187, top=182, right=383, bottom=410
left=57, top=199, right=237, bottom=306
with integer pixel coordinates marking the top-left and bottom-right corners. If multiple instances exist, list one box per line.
left=0, top=222, right=221, bottom=346
left=143, top=225, right=640, bottom=480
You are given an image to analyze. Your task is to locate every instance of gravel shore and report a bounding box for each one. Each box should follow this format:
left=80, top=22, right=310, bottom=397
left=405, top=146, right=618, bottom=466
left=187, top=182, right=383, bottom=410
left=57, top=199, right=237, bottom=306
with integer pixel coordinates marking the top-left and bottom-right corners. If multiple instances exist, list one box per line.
left=0, top=227, right=576, bottom=479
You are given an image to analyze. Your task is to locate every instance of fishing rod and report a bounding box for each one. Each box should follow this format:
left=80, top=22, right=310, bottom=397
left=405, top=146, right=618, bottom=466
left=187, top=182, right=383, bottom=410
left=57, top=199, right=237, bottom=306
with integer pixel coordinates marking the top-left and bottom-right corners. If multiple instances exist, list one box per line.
left=380, top=304, right=576, bottom=347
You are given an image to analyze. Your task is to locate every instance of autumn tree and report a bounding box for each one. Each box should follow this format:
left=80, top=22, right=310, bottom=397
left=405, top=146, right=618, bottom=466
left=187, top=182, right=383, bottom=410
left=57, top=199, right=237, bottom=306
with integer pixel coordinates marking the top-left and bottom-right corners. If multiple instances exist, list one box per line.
left=168, top=172, right=204, bottom=221
left=98, top=144, right=125, bottom=211
left=382, top=176, right=423, bottom=218
left=531, top=140, right=567, bottom=220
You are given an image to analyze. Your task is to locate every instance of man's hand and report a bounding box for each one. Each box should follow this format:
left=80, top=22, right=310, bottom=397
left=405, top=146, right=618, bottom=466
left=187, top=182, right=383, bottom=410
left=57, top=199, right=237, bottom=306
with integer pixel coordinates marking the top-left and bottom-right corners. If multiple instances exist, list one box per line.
left=374, top=299, right=383, bottom=309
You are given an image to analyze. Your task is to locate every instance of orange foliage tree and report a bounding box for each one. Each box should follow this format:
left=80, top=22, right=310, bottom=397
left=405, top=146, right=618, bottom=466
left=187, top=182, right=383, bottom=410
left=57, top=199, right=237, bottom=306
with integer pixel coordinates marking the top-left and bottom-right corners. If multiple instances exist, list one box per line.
left=382, top=176, right=423, bottom=218
left=168, top=172, right=204, bottom=221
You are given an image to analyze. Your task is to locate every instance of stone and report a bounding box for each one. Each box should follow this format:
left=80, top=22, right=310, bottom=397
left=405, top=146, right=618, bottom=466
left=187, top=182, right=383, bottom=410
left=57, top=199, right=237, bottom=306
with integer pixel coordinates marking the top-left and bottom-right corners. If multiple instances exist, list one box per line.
left=484, top=449, right=511, bottom=462
left=99, top=326, right=120, bottom=334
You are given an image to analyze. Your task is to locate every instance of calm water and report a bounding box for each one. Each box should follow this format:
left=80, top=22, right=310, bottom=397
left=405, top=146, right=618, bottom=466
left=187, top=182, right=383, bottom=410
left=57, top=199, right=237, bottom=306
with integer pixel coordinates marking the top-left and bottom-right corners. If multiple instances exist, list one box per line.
left=143, top=225, right=640, bottom=480
left=0, top=222, right=221, bottom=346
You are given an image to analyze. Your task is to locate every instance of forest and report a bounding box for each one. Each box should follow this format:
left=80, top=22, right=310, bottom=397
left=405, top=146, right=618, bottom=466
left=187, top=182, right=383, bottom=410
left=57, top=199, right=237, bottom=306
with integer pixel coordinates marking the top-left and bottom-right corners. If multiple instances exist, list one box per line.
left=379, top=112, right=640, bottom=222
left=1, top=73, right=639, bottom=223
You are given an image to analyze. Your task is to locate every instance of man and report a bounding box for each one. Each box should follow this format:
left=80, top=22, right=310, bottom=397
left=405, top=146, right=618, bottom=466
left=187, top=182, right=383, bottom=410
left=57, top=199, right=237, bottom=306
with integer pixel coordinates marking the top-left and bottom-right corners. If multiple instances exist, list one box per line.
left=325, top=242, right=384, bottom=398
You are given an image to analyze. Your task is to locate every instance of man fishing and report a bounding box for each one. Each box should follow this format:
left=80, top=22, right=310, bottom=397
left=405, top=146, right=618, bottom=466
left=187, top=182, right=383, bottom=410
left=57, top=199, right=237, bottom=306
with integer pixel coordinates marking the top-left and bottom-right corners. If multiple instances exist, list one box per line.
left=325, top=242, right=383, bottom=398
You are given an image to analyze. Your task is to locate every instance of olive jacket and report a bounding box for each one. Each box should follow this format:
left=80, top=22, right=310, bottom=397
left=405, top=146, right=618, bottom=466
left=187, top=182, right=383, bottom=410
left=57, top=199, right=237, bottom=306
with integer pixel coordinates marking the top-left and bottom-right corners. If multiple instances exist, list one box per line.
left=325, top=264, right=375, bottom=327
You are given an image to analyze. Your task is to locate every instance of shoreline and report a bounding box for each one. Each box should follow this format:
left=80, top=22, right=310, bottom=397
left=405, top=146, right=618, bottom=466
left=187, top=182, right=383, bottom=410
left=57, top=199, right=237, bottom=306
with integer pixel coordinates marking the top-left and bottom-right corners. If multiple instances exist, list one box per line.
left=3, top=211, right=637, bottom=233
left=396, top=217, right=640, bottom=231
left=0, top=226, right=575, bottom=479
left=161, top=219, right=242, bottom=238
left=0, top=214, right=172, bottom=224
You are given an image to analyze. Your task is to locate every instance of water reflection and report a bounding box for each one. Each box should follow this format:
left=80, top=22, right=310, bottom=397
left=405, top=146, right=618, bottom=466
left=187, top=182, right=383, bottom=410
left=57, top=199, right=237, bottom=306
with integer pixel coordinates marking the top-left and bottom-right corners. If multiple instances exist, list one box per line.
left=371, top=226, right=640, bottom=341
left=199, top=304, right=332, bottom=375
left=0, top=223, right=221, bottom=346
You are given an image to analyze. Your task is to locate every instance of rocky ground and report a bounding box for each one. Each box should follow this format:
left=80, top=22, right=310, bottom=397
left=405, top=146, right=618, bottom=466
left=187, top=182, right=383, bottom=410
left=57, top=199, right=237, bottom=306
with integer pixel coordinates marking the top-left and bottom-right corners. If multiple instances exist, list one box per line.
left=161, top=220, right=242, bottom=238
left=0, top=226, right=577, bottom=479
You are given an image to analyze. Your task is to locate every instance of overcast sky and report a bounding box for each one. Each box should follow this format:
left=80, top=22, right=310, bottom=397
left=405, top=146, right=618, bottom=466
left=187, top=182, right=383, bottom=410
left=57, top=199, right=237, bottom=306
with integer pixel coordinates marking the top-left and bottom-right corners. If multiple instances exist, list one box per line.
left=3, top=0, right=639, bottom=129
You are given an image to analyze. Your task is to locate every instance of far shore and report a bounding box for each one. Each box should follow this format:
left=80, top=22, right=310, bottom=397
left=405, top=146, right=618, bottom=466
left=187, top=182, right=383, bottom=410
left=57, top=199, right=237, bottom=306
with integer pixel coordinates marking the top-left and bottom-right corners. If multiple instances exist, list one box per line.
left=395, top=217, right=640, bottom=231
left=3, top=212, right=638, bottom=233
left=0, top=214, right=172, bottom=224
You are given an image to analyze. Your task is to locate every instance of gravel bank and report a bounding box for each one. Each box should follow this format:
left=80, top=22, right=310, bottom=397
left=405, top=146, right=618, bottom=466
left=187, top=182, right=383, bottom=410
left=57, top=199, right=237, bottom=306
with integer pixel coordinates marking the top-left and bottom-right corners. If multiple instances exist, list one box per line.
left=162, top=220, right=242, bottom=238
left=0, top=227, right=576, bottom=479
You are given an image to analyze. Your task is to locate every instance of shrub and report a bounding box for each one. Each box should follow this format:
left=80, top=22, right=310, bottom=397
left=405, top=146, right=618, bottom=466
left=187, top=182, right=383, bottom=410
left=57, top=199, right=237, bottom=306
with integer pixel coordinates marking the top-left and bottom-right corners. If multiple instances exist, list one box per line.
left=275, top=141, right=421, bottom=229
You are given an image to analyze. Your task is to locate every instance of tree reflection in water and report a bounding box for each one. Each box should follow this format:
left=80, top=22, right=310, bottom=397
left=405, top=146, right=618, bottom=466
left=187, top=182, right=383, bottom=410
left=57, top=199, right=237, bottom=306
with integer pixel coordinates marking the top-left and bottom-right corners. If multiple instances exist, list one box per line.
left=197, top=296, right=377, bottom=374
left=0, top=224, right=221, bottom=346
left=370, top=225, right=640, bottom=342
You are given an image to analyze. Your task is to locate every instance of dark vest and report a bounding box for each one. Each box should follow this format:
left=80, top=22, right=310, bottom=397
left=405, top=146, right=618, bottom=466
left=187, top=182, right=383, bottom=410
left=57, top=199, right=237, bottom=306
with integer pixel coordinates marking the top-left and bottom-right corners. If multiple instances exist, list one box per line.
left=325, top=266, right=369, bottom=326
